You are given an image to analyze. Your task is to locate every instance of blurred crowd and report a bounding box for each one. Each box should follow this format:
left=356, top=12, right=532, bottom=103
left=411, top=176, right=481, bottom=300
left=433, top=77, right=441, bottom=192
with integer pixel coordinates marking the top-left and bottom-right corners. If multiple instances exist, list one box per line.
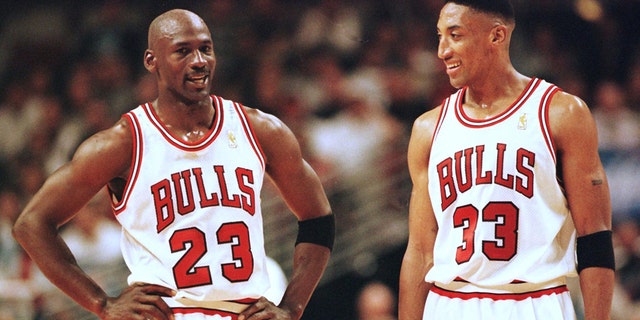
left=0, top=0, right=639, bottom=319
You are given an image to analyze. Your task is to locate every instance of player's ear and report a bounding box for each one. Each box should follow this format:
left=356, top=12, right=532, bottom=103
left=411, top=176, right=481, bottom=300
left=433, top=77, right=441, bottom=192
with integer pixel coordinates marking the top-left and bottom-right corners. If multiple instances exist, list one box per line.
left=144, top=49, right=156, bottom=72
left=491, top=24, right=507, bottom=44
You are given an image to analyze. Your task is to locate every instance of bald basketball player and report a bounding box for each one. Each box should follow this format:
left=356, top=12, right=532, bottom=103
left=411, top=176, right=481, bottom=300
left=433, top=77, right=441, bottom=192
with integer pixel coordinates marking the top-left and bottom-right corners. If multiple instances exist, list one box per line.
left=14, top=9, right=334, bottom=320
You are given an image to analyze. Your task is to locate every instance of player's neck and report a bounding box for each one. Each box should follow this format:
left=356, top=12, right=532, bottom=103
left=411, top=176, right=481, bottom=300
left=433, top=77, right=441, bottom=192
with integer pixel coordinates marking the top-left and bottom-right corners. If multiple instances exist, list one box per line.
left=462, top=72, right=530, bottom=119
left=466, top=71, right=529, bottom=110
left=152, top=95, right=215, bottom=141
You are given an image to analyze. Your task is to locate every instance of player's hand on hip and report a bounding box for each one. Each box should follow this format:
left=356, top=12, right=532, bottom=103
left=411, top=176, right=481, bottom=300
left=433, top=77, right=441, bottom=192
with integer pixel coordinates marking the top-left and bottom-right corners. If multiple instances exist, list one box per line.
left=100, top=283, right=176, bottom=320
left=238, top=297, right=295, bottom=320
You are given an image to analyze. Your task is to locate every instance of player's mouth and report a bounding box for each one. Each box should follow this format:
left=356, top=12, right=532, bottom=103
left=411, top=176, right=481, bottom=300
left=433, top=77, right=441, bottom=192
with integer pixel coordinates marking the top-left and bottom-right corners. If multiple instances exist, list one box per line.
left=445, top=62, right=462, bottom=76
left=446, top=62, right=461, bottom=73
left=187, top=74, right=209, bottom=87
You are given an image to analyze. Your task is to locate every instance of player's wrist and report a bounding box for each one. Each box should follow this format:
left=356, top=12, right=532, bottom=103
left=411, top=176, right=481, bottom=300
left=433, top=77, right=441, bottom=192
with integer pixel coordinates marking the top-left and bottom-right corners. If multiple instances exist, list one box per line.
left=92, top=295, right=110, bottom=319
left=278, top=302, right=303, bottom=320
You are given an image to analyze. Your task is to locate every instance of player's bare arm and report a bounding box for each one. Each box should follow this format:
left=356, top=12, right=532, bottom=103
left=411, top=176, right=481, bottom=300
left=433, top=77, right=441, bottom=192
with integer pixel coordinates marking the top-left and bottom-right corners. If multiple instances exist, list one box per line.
left=246, top=107, right=331, bottom=222
left=13, top=119, right=175, bottom=320
left=549, top=92, right=611, bottom=235
left=239, top=107, right=332, bottom=320
left=399, top=107, right=441, bottom=320
left=548, top=91, right=614, bottom=320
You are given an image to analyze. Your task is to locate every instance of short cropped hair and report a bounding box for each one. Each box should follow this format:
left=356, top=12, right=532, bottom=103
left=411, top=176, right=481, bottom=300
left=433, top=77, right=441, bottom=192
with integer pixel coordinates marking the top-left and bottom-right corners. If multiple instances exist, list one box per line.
left=445, top=0, right=515, bottom=22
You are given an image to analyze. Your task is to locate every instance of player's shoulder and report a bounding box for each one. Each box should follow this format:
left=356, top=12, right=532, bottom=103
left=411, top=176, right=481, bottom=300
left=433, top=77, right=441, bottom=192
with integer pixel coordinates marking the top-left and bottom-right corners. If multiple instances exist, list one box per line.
left=546, top=87, right=598, bottom=147
left=549, top=89, right=588, bottom=110
left=411, top=104, right=443, bottom=139
left=547, top=89, right=592, bottom=122
left=68, top=117, right=133, bottom=180
left=78, top=117, right=132, bottom=153
left=242, top=105, right=281, bottom=127
left=213, top=94, right=288, bottom=137
left=240, top=105, right=291, bottom=138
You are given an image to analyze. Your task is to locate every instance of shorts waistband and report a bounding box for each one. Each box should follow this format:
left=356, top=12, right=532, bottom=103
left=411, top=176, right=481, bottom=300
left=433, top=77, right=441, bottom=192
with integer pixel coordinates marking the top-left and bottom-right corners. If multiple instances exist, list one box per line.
left=432, top=278, right=569, bottom=301
left=163, top=296, right=257, bottom=317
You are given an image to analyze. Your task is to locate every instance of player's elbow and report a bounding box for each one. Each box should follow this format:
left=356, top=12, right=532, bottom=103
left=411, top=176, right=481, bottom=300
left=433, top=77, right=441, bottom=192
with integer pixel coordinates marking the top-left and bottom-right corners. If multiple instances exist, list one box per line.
left=402, top=242, right=434, bottom=272
left=12, top=216, right=28, bottom=244
left=12, top=212, right=39, bottom=247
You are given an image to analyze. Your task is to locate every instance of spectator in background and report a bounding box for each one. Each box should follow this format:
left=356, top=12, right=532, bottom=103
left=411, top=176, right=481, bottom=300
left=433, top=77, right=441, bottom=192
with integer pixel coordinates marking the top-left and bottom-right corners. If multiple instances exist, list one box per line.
left=592, top=80, right=640, bottom=153
left=626, top=61, right=640, bottom=113
left=591, top=80, right=640, bottom=222
left=610, top=219, right=640, bottom=320
left=0, top=187, right=37, bottom=319
left=306, top=72, right=404, bottom=209
left=293, top=0, right=363, bottom=61
left=356, top=281, right=397, bottom=320
left=614, top=219, right=640, bottom=302
left=0, top=76, right=45, bottom=161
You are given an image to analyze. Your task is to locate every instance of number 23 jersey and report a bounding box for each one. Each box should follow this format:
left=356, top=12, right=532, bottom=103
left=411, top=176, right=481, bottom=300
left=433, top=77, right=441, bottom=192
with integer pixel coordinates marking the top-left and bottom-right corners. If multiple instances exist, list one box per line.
left=112, top=95, right=269, bottom=301
left=426, top=78, right=577, bottom=286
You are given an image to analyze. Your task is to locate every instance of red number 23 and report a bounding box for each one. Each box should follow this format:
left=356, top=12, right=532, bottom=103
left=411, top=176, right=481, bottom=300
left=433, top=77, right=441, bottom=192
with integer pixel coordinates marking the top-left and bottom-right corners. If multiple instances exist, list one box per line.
left=169, top=221, right=254, bottom=289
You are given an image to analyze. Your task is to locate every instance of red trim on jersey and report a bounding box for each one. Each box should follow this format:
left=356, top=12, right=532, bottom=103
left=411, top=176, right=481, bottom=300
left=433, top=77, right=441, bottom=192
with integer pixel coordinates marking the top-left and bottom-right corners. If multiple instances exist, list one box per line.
left=431, top=284, right=569, bottom=301
left=234, top=103, right=266, bottom=170
left=539, top=85, right=560, bottom=163
left=113, top=112, right=144, bottom=215
left=432, top=96, right=451, bottom=145
left=171, top=308, right=238, bottom=318
left=233, top=298, right=259, bottom=304
left=455, top=78, right=541, bottom=128
left=454, top=277, right=526, bottom=284
left=142, top=96, right=224, bottom=151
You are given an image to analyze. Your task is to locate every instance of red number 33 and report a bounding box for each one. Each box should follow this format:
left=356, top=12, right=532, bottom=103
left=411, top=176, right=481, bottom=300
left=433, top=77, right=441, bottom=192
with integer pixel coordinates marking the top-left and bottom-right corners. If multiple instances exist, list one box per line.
left=169, top=221, right=254, bottom=289
left=453, top=202, right=519, bottom=264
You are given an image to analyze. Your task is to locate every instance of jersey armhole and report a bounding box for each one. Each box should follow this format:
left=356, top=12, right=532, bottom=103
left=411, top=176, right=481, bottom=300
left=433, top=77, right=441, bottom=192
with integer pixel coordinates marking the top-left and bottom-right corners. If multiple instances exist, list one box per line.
left=538, top=85, right=561, bottom=164
left=234, top=103, right=266, bottom=171
left=112, top=111, right=144, bottom=215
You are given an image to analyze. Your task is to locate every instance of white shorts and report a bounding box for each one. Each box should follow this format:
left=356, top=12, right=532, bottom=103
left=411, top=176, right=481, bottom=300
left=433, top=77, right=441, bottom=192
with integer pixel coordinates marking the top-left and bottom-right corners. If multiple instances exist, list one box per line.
left=173, top=314, right=232, bottom=320
left=424, top=279, right=576, bottom=320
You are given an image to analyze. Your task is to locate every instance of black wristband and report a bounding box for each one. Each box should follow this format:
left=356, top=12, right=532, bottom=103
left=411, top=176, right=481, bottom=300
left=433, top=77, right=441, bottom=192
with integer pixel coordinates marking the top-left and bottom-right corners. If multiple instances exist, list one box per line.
left=576, top=230, right=615, bottom=273
left=295, top=214, right=335, bottom=251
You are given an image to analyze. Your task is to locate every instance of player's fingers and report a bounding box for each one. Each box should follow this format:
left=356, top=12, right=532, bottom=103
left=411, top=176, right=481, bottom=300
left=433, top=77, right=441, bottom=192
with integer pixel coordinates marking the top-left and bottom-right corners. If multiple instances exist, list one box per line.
left=238, top=297, right=279, bottom=320
left=238, top=299, right=267, bottom=320
left=137, top=283, right=177, bottom=297
left=139, top=293, right=175, bottom=320
left=130, top=284, right=175, bottom=320
left=135, top=303, right=174, bottom=320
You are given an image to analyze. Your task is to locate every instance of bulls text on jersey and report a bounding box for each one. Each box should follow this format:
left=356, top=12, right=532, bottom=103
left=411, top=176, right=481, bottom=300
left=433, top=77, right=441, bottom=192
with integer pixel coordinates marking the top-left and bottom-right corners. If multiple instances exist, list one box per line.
left=436, top=142, right=535, bottom=211
left=152, top=165, right=257, bottom=233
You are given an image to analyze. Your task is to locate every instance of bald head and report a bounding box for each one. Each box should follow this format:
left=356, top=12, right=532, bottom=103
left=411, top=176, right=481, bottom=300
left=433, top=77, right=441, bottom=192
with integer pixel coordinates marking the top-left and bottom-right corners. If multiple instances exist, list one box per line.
left=147, top=9, right=210, bottom=51
left=143, top=9, right=216, bottom=104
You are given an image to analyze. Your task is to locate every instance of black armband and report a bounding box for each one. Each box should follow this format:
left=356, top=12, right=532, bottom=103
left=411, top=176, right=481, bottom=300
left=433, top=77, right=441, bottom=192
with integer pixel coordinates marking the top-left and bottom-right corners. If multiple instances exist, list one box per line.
left=576, top=230, right=615, bottom=273
left=295, top=214, right=335, bottom=251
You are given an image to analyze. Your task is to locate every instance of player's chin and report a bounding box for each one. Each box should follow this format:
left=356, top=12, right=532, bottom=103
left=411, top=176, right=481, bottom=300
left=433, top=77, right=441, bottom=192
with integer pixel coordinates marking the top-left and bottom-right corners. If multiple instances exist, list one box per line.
left=183, top=88, right=211, bottom=102
left=448, top=77, right=466, bottom=89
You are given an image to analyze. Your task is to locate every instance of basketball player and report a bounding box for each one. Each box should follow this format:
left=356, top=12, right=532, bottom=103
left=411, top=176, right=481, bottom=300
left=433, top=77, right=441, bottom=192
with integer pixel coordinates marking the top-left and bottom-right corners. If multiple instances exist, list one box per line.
left=13, top=9, right=334, bottom=320
left=398, top=1, right=614, bottom=319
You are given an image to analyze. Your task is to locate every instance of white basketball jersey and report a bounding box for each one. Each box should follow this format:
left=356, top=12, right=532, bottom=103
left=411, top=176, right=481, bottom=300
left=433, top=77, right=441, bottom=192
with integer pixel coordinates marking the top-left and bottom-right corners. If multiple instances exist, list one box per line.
left=112, top=95, right=269, bottom=301
left=426, top=78, right=577, bottom=286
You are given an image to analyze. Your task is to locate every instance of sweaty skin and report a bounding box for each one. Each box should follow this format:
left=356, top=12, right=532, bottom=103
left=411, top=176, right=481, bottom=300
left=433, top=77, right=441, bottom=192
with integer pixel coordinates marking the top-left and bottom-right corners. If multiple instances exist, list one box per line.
left=14, top=9, right=332, bottom=320
left=399, top=3, right=613, bottom=320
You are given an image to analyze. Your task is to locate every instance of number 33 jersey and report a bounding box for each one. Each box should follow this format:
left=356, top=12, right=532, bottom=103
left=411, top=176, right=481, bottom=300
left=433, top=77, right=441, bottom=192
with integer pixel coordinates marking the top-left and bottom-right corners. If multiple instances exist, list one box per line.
left=426, top=78, right=577, bottom=286
left=112, top=95, right=269, bottom=301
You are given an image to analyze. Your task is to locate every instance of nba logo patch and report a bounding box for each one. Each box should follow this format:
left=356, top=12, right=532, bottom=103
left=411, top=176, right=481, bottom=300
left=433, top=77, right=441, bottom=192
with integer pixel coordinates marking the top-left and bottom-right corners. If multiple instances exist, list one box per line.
left=228, top=130, right=238, bottom=148
left=518, top=113, right=527, bottom=130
